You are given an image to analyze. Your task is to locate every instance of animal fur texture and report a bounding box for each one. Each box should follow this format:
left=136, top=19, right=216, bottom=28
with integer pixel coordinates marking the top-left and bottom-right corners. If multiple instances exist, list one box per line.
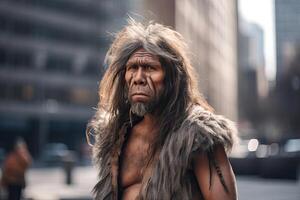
left=92, top=105, right=237, bottom=200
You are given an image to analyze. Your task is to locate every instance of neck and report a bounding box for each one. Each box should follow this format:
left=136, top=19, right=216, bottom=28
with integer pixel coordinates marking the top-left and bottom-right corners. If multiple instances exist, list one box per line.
left=138, top=113, right=157, bottom=129
left=133, top=113, right=159, bottom=141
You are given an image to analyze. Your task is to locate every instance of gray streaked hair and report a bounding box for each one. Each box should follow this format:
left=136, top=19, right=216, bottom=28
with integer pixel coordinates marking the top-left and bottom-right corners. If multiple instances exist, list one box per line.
left=86, top=18, right=214, bottom=198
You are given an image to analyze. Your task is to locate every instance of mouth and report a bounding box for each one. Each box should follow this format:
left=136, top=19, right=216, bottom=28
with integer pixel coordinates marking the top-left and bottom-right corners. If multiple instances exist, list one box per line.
left=131, top=93, right=149, bottom=102
left=132, top=92, right=149, bottom=97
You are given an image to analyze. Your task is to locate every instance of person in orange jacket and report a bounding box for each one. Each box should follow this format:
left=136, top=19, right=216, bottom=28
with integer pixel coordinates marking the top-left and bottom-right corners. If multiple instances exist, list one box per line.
left=0, top=137, right=32, bottom=200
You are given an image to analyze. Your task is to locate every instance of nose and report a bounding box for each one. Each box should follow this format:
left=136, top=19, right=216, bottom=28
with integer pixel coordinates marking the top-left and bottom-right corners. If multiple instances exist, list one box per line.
left=133, top=67, right=146, bottom=85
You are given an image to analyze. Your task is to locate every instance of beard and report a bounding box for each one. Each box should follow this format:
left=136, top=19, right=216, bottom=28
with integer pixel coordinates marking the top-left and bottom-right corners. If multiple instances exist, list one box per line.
left=130, top=102, right=148, bottom=117
left=129, top=91, right=162, bottom=117
left=126, top=74, right=164, bottom=117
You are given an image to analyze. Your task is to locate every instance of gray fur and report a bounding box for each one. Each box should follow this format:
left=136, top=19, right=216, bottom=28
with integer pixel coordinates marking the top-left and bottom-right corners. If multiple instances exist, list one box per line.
left=92, top=105, right=237, bottom=199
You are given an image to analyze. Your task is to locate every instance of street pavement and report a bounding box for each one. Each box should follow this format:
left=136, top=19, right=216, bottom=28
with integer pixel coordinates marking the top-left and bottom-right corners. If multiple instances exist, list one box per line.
left=237, top=176, right=300, bottom=200
left=25, top=166, right=97, bottom=200
left=24, top=166, right=300, bottom=200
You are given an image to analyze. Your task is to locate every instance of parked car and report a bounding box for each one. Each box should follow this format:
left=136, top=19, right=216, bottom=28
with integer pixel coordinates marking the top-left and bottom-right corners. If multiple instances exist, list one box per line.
left=259, top=138, right=300, bottom=180
left=282, top=138, right=300, bottom=158
left=230, top=137, right=300, bottom=180
left=230, top=138, right=263, bottom=175
left=41, top=143, right=69, bottom=165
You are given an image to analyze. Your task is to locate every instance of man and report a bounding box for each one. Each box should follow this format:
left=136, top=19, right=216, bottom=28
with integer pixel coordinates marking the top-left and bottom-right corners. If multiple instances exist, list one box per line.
left=87, top=19, right=238, bottom=200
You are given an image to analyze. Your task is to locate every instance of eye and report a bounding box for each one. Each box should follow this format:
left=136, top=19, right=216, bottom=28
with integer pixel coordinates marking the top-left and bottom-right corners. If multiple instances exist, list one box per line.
left=145, top=65, right=156, bottom=71
left=126, top=64, right=138, bottom=71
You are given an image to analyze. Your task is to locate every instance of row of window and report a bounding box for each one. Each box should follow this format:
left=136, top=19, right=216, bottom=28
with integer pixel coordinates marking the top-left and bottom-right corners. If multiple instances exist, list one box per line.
left=0, top=14, right=109, bottom=50
left=0, top=47, right=104, bottom=76
left=9, top=0, right=112, bottom=21
left=0, top=82, right=98, bottom=107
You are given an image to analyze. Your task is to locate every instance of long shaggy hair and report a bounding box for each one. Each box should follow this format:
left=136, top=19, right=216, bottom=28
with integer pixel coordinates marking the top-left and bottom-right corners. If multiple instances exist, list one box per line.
left=86, top=19, right=237, bottom=200
left=87, top=19, right=212, bottom=150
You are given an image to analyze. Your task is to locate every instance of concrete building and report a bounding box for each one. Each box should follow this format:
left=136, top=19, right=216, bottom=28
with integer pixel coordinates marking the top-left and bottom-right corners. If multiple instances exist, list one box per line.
left=176, top=0, right=238, bottom=121
left=275, top=0, right=300, bottom=80
left=238, top=19, right=268, bottom=127
left=274, top=0, right=300, bottom=136
left=0, top=0, right=128, bottom=157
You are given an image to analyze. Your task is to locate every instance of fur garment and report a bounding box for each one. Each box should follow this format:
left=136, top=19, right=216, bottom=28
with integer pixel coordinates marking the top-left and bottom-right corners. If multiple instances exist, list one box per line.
left=92, top=105, right=237, bottom=200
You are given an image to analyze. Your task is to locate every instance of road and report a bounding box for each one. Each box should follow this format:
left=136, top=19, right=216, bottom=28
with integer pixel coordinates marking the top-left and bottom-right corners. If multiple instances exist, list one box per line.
left=25, top=166, right=97, bottom=200
left=237, top=176, right=300, bottom=200
left=24, top=166, right=300, bottom=200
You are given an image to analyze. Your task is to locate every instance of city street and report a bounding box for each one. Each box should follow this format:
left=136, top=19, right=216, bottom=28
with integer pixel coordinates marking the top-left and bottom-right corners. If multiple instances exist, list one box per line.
left=237, top=176, right=300, bottom=200
left=24, top=166, right=300, bottom=200
left=25, top=166, right=97, bottom=200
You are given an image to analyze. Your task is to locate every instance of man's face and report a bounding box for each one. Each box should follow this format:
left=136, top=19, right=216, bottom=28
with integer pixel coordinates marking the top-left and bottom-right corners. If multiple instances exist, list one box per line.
left=125, top=48, right=165, bottom=116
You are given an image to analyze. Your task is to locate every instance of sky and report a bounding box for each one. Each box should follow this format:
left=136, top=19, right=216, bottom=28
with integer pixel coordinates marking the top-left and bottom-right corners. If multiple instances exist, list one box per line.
left=238, top=0, right=276, bottom=81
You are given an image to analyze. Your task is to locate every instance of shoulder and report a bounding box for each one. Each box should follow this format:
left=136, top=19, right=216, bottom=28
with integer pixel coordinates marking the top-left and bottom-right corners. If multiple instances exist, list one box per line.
left=183, top=105, right=238, bottom=154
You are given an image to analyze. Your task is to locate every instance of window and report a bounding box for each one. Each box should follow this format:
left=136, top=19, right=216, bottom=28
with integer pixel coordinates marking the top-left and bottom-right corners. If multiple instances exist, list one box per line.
left=83, top=58, right=102, bottom=77
left=45, top=54, right=72, bottom=73
left=0, top=46, right=33, bottom=69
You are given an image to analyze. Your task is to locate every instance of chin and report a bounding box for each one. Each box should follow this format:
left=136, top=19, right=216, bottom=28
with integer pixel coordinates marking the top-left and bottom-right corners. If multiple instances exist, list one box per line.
left=131, top=102, right=148, bottom=117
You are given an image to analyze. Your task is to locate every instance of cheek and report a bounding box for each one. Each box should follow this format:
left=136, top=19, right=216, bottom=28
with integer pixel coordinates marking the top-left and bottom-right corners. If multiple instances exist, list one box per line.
left=147, top=75, right=165, bottom=96
left=153, top=74, right=165, bottom=92
left=156, top=83, right=165, bottom=96
left=125, top=71, right=133, bottom=86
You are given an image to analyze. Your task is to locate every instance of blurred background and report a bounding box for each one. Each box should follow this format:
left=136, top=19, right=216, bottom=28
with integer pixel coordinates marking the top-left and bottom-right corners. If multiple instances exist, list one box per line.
left=0, top=0, right=299, bottom=199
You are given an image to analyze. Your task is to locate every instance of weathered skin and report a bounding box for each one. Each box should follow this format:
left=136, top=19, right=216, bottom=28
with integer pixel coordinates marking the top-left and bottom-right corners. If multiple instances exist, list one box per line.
left=121, top=48, right=164, bottom=199
left=125, top=48, right=165, bottom=106
left=119, top=116, right=158, bottom=200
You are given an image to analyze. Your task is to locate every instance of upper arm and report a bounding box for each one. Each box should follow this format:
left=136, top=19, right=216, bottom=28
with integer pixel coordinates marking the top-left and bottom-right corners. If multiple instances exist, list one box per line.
left=192, top=145, right=237, bottom=200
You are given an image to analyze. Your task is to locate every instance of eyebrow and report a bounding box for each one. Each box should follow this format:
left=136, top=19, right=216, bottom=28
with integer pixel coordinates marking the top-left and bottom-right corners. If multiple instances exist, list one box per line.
left=126, top=59, right=161, bottom=66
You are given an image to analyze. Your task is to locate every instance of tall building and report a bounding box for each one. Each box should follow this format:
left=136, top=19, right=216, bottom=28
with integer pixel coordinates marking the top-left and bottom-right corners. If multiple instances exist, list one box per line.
left=274, top=0, right=300, bottom=135
left=275, top=0, right=300, bottom=80
left=176, top=0, right=238, bottom=121
left=238, top=19, right=268, bottom=125
left=128, top=0, right=175, bottom=29
left=0, top=0, right=128, bottom=156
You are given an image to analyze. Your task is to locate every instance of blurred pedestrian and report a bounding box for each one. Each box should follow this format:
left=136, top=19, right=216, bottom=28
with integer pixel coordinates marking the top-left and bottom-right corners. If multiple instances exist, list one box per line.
left=0, top=137, right=32, bottom=200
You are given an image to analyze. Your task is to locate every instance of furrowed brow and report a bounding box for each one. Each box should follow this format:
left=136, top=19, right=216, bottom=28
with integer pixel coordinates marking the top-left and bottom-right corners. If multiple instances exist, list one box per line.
left=127, top=59, right=160, bottom=67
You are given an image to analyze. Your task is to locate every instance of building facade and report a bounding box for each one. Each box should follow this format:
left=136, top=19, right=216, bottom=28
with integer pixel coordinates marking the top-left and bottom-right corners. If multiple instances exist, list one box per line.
left=0, top=0, right=128, bottom=157
left=275, top=0, right=300, bottom=80
left=238, top=19, right=268, bottom=129
left=274, top=0, right=300, bottom=135
left=176, top=0, right=238, bottom=121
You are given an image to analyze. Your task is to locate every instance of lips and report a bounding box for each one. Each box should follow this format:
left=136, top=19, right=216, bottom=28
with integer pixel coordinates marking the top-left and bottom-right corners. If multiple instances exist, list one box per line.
left=131, top=93, right=149, bottom=102
left=132, top=92, right=149, bottom=97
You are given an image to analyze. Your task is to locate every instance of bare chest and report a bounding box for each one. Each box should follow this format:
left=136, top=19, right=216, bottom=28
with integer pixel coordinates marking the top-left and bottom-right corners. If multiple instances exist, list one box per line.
left=119, top=131, right=152, bottom=190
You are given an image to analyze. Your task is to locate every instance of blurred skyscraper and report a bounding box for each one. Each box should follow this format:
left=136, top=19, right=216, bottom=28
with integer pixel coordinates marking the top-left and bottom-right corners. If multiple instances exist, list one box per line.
left=0, top=0, right=128, bottom=157
left=238, top=19, right=268, bottom=129
left=274, top=0, right=300, bottom=136
left=176, top=0, right=238, bottom=121
left=130, top=0, right=239, bottom=121
left=275, top=0, right=300, bottom=81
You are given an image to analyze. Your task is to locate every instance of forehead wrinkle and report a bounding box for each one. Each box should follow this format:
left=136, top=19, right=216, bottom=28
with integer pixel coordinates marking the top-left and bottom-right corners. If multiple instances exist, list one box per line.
left=126, top=56, right=161, bottom=66
left=127, top=49, right=160, bottom=65
left=132, top=51, right=155, bottom=58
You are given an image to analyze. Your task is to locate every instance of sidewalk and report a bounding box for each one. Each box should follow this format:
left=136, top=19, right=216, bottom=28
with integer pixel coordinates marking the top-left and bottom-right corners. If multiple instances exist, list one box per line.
left=237, top=176, right=300, bottom=200
left=25, top=166, right=98, bottom=200
left=24, top=166, right=300, bottom=200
